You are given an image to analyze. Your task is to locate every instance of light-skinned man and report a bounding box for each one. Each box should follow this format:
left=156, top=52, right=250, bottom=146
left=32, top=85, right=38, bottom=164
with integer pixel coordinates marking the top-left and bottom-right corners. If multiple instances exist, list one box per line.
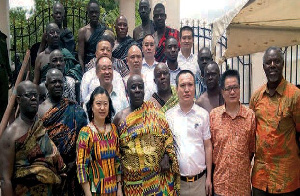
left=166, top=70, right=213, bottom=196
left=178, top=26, right=199, bottom=75
left=210, top=69, right=255, bottom=196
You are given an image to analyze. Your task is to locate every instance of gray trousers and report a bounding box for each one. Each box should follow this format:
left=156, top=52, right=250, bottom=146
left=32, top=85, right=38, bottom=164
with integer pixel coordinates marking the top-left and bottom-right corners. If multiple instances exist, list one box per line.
left=180, top=175, right=206, bottom=196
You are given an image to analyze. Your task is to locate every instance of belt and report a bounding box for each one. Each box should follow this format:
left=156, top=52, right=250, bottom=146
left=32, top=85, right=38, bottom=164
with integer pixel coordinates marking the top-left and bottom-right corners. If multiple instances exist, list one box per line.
left=180, top=170, right=206, bottom=182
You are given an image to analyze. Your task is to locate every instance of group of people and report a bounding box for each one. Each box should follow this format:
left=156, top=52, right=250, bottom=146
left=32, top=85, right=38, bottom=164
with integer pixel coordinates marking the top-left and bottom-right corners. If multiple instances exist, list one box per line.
left=0, top=0, right=299, bottom=196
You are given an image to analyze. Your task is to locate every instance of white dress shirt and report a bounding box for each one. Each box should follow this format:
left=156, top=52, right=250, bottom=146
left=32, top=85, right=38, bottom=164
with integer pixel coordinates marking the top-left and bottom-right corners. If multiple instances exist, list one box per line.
left=165, top=103, right=211, bottom=176
left=80, top=68, right=128, bottom=114
left=177, top=51, right=199, bottom=75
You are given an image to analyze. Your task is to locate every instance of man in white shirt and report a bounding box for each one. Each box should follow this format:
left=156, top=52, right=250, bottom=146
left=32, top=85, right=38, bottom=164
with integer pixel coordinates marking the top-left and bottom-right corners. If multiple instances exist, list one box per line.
left=178, top=26, right=199, bottom=75
left=141, top=34, right=158, bottom=76
left=166, top=70, right=213, bottom=196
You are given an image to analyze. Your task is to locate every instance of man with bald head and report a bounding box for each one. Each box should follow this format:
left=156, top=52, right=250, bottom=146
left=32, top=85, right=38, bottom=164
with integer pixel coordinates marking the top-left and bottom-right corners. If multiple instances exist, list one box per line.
left=153, top=3, right=180, bottom=62
left=78, top=0, right=107, bottom=70
left=113, top=74, right=180, bottom=195
left=149, top=63, right=178, bottom=113
left=38, top=68, right=87, bottom=195
left=124, top=44, right=155, bottom=100
left=38, top=1, right=75, bottom=54
left=0, top=81, right=65, bottom=195
left=34, top=23, right=81, bottom=84
left=196, top=61, right=224, bottom=113
left=112, top=15, right=136, bottom=63
left=133, top=0, right=155, bottom=46
left=250, top=46, right=300, bottom=196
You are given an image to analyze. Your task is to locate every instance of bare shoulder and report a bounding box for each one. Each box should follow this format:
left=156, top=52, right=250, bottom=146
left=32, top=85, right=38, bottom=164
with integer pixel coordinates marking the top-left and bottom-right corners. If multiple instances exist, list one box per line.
left=195, top=92, right=208, bottom=107
left=0, top=119, right=23, bottom=147
left=113, top=107, right=130, bottom=127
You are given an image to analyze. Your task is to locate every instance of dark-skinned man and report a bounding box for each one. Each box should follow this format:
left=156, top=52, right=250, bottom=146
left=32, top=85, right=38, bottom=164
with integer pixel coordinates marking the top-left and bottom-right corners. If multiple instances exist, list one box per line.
left=34, top=23, right=82, bottom=84
left=38, top=68, right=87, bottom=196
left=149, top=62, right=178, bottom=113
left=112, top=15, right=136, bottom=77
left=78, top=0, right=107, bottom=71
left=48, top=49, right=76, bottom=101
left=196, top=61, right=224, bottom=113
left=165, top=36, right=181, bottom=86
left=38, top=2, right=75, bottom=54
left=113, top=74, right=180, bottom=195
left=196, top=47, right=213, bottom=97
left=133, top=0, right=155, bottom=47
left=153, top=3, right=180, bottom=63
left=0, top=81, right=65, bottom=195
left=250, top=46, right=300, bottom=196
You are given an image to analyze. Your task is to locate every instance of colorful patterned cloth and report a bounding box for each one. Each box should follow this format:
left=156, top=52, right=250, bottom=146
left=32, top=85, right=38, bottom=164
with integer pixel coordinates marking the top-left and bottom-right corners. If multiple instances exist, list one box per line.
left=249, top=79, right=300, bottom=193
left=13, top=119, right=65, bottom=196
left=76, top=123, right=121, bottom=194
left=117, top=101, right=180, bottom=196
left=150, top=85, right=178, bottom=113
left=42, top=98, right=87, bottom=195
left=210, top=104, right=256, bottom=196
left=154, top=27, right=180, bottom=63
left=84, top=24, right=106, bottom=65
left=112, top=36, right=136, bottom=60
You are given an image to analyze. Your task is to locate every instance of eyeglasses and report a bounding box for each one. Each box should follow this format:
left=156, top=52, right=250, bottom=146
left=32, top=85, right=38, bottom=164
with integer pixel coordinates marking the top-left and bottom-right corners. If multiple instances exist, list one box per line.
left=223, top=85, right=240, bottom=92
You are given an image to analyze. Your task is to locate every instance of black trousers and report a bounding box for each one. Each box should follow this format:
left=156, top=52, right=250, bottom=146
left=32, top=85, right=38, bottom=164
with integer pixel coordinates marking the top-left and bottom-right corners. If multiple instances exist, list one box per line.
left=253, top=187, right=300, bottom=196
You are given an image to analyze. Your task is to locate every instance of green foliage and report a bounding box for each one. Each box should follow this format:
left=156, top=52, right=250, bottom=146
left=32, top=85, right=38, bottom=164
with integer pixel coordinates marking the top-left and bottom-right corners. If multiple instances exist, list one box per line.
left=10, top=0, right=142, bottom=58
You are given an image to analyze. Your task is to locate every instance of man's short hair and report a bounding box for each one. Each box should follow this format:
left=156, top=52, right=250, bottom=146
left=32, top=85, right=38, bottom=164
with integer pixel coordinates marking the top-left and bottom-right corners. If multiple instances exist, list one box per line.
left=87, top=0, right=99, bottom=9
left=142, top=34, right=154, bottom=45
left=220, top=69, right=240, bottom=89
left=263, top=46, right=284, bottom=64
left=180, top=26, right=194, bottom=38
left=95, top=56, right=111, bottom=73
left=175, top=70, right=195, bottom=87
left=154, top=3, right=165, bottom=12
left=165, top=36, right=178, bottom=46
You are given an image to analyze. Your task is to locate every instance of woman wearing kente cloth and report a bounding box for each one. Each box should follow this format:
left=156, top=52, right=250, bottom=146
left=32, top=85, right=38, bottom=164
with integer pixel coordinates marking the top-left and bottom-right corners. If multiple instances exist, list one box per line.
left=76, top=86, right=122, bottom=196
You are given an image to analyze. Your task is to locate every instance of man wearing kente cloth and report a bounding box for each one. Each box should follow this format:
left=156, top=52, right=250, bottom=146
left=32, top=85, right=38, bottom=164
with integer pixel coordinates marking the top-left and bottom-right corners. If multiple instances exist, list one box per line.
left=78, top=0, right=106, bottom=71
left=0, top=81, right=65, bottom=196
left=38, top=2, right=75, bottom=54
left=112, top=15, right=136, bottom=77
left=34, top=23, right=82, bottom=84
left=113, top=75, right=180, bottom=195
left=38, top=69, right=88, bottom=195
left=153, top=3, right=180, bottom=63
left=149, top=63, right=178, bottom=113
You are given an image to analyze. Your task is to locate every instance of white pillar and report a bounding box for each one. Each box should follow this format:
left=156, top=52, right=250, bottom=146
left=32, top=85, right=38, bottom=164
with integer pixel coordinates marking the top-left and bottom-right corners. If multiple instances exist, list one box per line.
left=119, top=0, right=135, bottom=37
left=251, top=52, right=266, bottom=93
left=0, top=0, right=11, bottom=63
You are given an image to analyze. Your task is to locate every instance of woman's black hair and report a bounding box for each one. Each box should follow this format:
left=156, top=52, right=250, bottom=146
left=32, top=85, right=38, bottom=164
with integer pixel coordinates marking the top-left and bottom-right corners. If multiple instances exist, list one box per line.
left=86, top=86, right=115, bottom=123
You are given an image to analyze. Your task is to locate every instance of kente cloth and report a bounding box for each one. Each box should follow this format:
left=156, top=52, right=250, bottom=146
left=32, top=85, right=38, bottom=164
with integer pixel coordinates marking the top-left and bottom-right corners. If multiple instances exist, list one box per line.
left=112, top=36, right=137, bottom=60
left=84, top=24, right=106, bottom=65
left=117, top=101, right=180, bottom=196
left=77, top=123, right=121, bottom=194
left=151, top=86, right=178, bottom=113
left=154, top=27, right=180, bottom=63
left=39, top=48, right=82, bottom=84
left=60, top=28, right=75, bottom=54
left=42, top=98, right=87, bottom=195
left=13, top=119, right=65, bottom=196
